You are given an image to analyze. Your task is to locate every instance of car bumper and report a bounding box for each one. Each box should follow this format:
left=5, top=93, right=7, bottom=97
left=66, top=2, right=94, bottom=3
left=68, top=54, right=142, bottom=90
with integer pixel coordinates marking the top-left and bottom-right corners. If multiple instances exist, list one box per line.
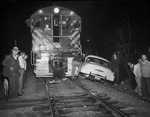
left=79, top=72, right=106, bottom=81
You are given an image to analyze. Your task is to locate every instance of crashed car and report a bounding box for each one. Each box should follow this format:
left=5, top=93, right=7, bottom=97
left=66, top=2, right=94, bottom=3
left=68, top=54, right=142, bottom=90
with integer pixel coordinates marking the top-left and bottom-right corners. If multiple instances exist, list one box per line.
left=79, top=55, right=115, bottom=82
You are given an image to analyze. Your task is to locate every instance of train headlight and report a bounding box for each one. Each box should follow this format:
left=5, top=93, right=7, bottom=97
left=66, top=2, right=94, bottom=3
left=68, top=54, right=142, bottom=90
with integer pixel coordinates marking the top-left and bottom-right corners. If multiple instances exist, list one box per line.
left=38, top=10, right=43, bottom=14
left=54, top=7, right=59, bottom=13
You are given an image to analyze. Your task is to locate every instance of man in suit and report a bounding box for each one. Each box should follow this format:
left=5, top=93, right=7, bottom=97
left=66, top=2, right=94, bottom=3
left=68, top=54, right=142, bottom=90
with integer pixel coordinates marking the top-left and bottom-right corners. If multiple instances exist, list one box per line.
left=18, top=51, right=26, bottom=95
left=2, top=47, right=21, bottom=99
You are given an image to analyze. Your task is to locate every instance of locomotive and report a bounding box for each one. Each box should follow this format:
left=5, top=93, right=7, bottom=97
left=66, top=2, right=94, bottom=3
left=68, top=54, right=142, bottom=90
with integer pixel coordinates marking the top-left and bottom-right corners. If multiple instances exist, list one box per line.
left=26, top=6, right=82, bottom=77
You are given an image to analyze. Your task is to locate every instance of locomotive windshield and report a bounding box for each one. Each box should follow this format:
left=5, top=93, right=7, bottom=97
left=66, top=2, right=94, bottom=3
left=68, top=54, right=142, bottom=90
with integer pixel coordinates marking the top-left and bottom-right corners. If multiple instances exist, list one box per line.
left=32, top=15, right=80, bottom=35
left=33, top=15, right=51, bottom=30
left=44, top=16, right=51, bottom=30
left=33, top=15, right=42, bottom=28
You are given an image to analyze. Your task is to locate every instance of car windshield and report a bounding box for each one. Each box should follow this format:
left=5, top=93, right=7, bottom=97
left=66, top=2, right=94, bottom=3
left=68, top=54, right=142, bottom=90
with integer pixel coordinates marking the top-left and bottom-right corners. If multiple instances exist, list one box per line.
left=86, top=57, right=109, bottom=67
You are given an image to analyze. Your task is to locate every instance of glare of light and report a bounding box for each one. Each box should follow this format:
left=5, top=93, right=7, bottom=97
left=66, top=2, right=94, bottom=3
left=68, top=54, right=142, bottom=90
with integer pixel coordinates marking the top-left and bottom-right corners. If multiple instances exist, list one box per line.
left=54, top=7, right=59, bottom=13
left=70, top=11, right=74, bottom=15
left=39, top=10, right=43, bottom=14
left=44, top=17, right=47, bottom=20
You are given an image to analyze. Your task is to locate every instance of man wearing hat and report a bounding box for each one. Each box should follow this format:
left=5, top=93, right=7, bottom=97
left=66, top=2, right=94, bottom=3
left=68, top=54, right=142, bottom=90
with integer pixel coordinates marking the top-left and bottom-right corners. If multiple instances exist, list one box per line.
left=2, top=47, right=21, bottom=99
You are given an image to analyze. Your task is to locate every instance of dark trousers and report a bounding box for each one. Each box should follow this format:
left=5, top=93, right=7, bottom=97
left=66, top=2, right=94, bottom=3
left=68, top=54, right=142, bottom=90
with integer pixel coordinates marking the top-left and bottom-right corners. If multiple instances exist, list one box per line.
left=9, top=73, right=19, bottom=99
left=141, top=77, right=150, bottom=100
left=113, top=68, right=120, bottom=84
left=19, top=69, right=25, bottom=94
left=53, top=68, right=65, bottom=79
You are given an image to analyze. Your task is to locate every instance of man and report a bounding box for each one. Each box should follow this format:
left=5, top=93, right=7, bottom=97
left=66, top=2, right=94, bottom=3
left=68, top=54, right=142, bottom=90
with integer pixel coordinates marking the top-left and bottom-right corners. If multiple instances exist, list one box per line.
left=111, top=52, right=120, bottom=85
left=133, top=58, right=142, bottom=96
left=128, top=61, right=137, bottom=91
left=140, top=54, right=150, bottom=102
left=23, top=54, right=27, bottom=87
left=23, top=54, right=27, bottom=69
left=2, top=47, right=21, bottom=99
left=50, top=61, right=66, bottom=84
left=147, top=47, right=150, bottom=61
left=71, top=54, right=85, bottom=81
left=18, top=51, right=26, bottom=95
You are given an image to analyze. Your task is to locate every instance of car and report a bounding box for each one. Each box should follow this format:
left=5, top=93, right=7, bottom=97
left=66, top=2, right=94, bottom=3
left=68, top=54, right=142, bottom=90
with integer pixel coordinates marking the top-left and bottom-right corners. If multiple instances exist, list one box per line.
left=79, top=55, right=115, bottom=82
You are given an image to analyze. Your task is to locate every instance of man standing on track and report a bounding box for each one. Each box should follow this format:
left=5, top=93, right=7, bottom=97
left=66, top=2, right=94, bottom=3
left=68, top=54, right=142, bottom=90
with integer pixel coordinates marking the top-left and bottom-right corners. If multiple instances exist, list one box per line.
left=18, top=51, right=26, bottom=96
left=2, top=47, right=21, bottom=99
left=23, top=54, right=28, bottom=87
left=71, top=53, right=85, bottom=81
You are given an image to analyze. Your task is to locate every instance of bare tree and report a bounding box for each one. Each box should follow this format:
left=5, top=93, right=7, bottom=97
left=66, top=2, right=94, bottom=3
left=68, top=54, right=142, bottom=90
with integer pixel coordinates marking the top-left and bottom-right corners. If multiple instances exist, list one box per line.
left=114, top=30, right=129, bottom=68
left=124, top=16, right=131, bottom=60
left=113, top=16, right=131, bottom=69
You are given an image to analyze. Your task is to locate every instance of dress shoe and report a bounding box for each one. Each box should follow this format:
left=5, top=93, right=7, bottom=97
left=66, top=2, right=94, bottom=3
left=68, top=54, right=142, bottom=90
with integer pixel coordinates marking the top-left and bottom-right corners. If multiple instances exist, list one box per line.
left=18, top=93, right=23, bottom=96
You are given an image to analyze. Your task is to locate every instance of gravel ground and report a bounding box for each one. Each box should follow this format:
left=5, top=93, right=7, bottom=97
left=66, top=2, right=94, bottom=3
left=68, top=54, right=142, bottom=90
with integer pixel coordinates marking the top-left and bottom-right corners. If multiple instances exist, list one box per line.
left=81, top=78, right=150, bottom=117
left=0, top=107, right=38, bottom=117
left=0, top=71, right=46, bottom=117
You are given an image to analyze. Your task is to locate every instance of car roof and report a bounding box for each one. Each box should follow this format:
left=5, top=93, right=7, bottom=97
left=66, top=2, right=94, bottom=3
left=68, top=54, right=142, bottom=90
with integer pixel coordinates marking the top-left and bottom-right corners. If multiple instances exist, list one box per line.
left=85, top=55, right=110, bottom=63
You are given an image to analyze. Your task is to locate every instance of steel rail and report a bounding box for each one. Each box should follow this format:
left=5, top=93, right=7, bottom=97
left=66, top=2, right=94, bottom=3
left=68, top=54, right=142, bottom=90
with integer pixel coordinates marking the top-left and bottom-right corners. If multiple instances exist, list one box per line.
left=73, top=79, right=130, bottom=117
left=45, top=78, right=55, bottom=117
left=44, top=77, right=131, bottom=117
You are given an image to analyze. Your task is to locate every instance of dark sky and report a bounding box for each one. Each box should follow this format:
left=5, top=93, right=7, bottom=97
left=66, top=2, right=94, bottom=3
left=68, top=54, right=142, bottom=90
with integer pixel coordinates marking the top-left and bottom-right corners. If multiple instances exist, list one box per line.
left=0, top=0, right=150, bottom=62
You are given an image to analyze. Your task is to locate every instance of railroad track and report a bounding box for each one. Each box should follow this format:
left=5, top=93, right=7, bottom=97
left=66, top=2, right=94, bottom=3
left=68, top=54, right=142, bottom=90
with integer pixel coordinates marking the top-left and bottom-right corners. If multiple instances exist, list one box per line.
left=0, top=77, right=137, bottom=117
left=43, top=77, right=137, bottom=117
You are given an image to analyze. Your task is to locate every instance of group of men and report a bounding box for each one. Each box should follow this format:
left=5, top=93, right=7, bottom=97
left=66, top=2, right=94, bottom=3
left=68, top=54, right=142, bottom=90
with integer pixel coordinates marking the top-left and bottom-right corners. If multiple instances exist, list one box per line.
left=111, top=51, right=150, bottom=102
left=2, top=46, right=27, bottom=100
left=128, top=54, right=150, bottom=102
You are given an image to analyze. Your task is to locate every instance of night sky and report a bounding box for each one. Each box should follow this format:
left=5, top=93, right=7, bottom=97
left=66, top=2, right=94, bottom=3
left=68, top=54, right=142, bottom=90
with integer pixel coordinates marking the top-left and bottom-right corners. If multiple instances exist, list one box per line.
left=0, top=0, right=150, bottom=66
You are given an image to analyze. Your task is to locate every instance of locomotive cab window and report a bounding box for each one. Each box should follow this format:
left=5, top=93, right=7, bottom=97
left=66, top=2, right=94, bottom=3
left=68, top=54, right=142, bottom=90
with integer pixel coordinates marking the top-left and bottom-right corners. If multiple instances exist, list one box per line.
left=54, top=17, right=59, bottom=26
left=71, top=18, right=80, bottom=31
left=62, top=16, right=68, bottom=29
left=33, top=15, right=43, bottom=29
left=35, top=20, right=40, bottom=28
left=44, top=16, right=51, bottom=30
left=53, top=15, right=59, bottom=43
left=74, top=19, right=80, bottom=30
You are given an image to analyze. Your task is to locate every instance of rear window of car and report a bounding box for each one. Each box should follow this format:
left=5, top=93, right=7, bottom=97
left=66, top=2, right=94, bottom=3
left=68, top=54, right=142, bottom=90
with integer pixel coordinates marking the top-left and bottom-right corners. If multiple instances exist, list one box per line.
left=86, top=57, right=109, bottom=67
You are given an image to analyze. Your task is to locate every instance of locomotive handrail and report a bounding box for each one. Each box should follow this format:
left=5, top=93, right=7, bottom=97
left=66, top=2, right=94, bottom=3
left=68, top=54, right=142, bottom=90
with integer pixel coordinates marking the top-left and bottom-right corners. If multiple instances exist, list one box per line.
left=60, top=15, right=62, bottom=35
left=30, top=51, right=33, bottom=65
left=41, top=35, right=75, bottom=38
left=33, top=49, right=80, bottom=54
left=30, top=50, right=35, bottom=65
left=40, top=35, right=81, bottom=38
